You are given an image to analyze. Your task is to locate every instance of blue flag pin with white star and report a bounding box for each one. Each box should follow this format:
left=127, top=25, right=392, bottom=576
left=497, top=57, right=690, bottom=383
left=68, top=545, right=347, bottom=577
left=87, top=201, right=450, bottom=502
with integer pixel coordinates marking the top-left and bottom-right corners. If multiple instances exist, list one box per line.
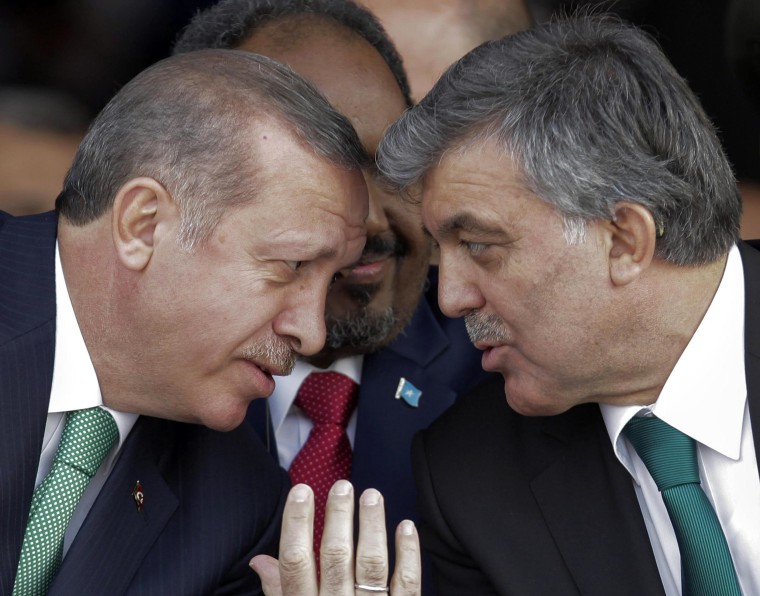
left=395, top=377, right=422, bottom=408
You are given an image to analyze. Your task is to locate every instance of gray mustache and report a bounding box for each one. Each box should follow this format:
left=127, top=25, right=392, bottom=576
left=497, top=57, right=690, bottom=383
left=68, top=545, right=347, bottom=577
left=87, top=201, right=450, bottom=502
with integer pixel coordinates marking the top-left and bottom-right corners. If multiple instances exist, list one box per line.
left=464, top=312, right=510, bottom=344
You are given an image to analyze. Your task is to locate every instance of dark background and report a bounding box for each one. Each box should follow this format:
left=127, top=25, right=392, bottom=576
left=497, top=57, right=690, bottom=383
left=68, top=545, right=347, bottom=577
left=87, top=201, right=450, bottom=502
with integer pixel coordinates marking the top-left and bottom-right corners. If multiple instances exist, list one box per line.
left=2, top=0, right=759, bottom=183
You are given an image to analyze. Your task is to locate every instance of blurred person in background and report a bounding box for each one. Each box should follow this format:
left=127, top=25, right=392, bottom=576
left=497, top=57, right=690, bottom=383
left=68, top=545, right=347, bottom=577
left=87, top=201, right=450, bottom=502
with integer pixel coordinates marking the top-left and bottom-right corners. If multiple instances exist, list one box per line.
left=0, top=87, right=88, bottom=216
left=360, top=0, right=532, bottom=100
left=726, top=0, right=760, bottom=238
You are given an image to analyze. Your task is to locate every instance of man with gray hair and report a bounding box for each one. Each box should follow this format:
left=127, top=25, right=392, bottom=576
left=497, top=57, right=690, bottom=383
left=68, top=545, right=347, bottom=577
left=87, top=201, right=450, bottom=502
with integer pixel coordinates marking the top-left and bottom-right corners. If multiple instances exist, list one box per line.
left=173, top=3, right=487, bottom=584
left=379, top=14, right=759, bottom=595
left=1, top=48, right=420, bottom=594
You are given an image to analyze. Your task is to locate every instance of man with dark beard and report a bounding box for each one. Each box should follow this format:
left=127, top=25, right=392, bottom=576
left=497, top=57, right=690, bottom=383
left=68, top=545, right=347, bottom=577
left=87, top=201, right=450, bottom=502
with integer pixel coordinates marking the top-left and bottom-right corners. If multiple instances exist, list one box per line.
left=174, top=0, right=488, bottom=563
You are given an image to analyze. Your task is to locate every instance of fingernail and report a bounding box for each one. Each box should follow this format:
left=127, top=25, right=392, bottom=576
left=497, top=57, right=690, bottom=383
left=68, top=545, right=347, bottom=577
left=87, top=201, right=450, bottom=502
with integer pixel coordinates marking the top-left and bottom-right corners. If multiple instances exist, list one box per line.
left=331, top=479, right=352, bottom=496
left=400, top=520, right=414, bottom=535
left=361, top=488, right=380, bottom=506
left=290, top=484, right=311, bottom=502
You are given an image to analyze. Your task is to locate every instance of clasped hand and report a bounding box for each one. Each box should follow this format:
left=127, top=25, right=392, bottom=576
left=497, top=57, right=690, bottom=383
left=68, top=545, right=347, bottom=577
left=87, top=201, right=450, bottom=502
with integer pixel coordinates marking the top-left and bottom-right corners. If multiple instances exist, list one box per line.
left=251, top=480, right=421, bottom=595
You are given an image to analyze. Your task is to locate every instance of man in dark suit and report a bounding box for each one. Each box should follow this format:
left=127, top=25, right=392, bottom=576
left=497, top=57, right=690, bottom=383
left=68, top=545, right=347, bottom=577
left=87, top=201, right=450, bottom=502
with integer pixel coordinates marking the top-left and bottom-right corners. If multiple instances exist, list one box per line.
left=174, top=0, right=488, bottom=558
left=0, top=48, right=372, bottom=594
left=378, top=14, right=760, bottom=595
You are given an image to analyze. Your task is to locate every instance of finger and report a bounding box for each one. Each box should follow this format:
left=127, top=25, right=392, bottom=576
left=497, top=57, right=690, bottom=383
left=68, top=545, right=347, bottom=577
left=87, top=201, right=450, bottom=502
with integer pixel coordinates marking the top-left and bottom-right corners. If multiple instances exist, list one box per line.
left=319, top=480, right=355, bottom=595
left=390, top=520, right=421, bottom=596
left=250, top=554, right=283, bottom=596
left=278, top=484, right=318, bottom=596
left=355, top=489, right=389, bottom=593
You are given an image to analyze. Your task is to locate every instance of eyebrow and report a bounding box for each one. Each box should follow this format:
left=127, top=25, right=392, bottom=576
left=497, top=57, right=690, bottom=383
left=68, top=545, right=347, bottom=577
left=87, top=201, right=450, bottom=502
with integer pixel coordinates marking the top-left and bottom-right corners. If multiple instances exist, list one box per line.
left=435, top=213, right=507, bottom=240
left=268, top=235, right=339, bottom=260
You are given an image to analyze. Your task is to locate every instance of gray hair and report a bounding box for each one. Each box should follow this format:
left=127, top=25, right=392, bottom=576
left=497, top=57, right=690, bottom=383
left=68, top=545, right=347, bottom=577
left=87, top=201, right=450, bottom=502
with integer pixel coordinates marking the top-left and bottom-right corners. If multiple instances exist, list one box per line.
left=377, top=14, right=741, bottom=265
left=57, top=49, right=367, bottom=249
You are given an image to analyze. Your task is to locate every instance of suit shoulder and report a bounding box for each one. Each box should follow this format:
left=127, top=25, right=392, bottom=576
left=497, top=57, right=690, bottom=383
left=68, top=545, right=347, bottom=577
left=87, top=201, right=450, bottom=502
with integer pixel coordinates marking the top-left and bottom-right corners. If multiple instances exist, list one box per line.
left=0, top=211, right=58, bottom=345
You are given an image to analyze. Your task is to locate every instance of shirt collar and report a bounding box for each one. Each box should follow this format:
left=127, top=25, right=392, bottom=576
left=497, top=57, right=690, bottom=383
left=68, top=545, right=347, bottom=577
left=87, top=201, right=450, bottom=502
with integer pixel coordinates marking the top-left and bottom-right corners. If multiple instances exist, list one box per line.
left=51, top=242, right=138, bottom=447
left=601, top=245, right=747, bottom=477
left=268, top=355, right=363, bottom=434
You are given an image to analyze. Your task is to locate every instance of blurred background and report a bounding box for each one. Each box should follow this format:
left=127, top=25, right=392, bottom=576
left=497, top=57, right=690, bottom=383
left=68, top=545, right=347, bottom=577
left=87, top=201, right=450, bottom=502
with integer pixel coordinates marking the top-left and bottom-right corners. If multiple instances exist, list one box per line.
left=2, top=0, right=759, bottom=231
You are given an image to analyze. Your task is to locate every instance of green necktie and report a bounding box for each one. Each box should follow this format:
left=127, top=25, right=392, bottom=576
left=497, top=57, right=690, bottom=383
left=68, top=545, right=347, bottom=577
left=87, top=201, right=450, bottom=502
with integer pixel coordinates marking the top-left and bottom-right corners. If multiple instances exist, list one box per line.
left=624, top=416, right=741, bottom=596
left=13, top=407, right=119, bottom=596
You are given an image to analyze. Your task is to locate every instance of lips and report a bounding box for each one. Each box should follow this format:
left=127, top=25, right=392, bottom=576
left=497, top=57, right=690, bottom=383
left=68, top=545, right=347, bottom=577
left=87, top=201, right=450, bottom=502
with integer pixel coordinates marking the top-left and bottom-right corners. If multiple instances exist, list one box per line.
left=342, top=252, right=393, bottom=281
left=241, top=359, right=278, bottom=397
left=479, top=344, right=510, bottom=373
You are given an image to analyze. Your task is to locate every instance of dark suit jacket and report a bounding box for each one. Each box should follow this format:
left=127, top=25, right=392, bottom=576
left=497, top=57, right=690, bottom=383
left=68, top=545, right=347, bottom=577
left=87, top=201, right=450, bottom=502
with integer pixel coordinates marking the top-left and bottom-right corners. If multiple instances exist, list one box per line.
left=246, top=269, right=488, bottom=556
left=411, top=242, right=760, bottom=595
left=0, top=211, right=289, bottom=595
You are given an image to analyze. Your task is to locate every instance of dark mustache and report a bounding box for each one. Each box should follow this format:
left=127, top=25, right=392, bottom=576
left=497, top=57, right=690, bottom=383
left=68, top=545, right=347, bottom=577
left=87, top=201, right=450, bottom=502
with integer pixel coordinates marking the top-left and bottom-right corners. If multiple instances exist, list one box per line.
left=361, top=231, right=406, bottom=260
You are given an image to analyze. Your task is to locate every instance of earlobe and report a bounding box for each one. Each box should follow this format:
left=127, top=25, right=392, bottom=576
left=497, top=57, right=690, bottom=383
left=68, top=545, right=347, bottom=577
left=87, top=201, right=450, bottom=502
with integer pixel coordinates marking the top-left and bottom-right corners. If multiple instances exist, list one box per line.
left=112, top=177, right=172, bottom=271
left=605, top=201, right=658, bottom=287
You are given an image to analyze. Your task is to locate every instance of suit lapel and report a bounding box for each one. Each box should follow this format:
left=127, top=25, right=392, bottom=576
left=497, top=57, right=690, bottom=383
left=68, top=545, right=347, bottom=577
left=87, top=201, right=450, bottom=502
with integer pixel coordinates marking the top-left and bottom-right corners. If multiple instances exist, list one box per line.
left=527, top=405, right=665, bottom=595
left=246, top=398, right=278, bottom=460
left=738, top=241, right=760, bottom=475
left=51, top=417, right=179, bottom=594
left=352, top=298, right=456, bottom=491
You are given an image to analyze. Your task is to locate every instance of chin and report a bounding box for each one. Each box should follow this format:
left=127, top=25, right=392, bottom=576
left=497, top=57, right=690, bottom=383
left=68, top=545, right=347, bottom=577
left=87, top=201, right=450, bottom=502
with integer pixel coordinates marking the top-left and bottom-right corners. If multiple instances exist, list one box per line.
left=503, top=379, right=572, bottom=418
left=198, top=402, right=250, bottom=432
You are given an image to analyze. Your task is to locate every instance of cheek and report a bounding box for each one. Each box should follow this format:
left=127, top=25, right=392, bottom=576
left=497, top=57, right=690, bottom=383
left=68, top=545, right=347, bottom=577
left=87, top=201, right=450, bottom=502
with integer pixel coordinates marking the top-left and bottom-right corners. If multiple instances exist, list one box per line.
left=206, top=281, right=282, bottom=337
left=483, top=271, right=558, bottom=335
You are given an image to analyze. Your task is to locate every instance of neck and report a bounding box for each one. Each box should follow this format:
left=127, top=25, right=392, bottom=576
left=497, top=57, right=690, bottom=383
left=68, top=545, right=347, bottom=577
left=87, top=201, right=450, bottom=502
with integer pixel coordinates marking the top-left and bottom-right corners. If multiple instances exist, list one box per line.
left=58, top=218, right=137, bottom=413
left=593, top=254, right=729, bottom=408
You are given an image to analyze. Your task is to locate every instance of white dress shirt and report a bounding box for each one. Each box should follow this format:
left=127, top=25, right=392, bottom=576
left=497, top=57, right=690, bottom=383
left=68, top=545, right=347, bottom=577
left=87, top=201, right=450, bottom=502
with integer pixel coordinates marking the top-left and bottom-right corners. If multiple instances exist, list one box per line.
left=269, top=356, right=363, bottom=470
left=601, top=245, right=760, bottom=595
left=35, top=244, right=138, bottom=557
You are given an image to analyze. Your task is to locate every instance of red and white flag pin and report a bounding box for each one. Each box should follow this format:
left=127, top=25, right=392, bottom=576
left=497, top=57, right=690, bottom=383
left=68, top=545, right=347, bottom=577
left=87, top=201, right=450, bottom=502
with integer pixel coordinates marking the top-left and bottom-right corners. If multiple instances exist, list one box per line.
left=132, top=480, right=145, bottom=512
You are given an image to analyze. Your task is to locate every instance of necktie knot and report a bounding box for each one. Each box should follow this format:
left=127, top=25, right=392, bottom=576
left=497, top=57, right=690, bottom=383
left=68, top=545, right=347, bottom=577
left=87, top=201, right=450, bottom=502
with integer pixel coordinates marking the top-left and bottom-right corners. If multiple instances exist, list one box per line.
left=623, top=415, right=699, bottom=491
left=55, top=407, right=119, bottom=478
left=294, top=371, right=358, bottom=427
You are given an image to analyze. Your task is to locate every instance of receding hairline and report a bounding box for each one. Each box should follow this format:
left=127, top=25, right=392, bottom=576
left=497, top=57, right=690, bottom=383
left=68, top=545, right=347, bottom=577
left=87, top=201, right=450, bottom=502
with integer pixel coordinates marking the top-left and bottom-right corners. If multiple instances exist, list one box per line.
left=238, top=12, right=368, bottom=54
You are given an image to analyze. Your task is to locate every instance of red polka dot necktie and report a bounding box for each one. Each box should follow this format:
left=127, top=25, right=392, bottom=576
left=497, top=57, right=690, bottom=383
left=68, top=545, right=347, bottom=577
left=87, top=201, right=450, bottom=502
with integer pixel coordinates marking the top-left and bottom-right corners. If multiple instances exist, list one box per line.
left=288, top=371, right=359, bottom=549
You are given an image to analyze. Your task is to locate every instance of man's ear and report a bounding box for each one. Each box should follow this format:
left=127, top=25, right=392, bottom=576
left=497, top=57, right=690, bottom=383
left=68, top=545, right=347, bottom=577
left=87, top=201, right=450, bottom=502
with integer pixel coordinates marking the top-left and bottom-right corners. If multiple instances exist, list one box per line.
left=111, top=177, right=176, bottom=271
left=603, top=201, right=658, bottom=287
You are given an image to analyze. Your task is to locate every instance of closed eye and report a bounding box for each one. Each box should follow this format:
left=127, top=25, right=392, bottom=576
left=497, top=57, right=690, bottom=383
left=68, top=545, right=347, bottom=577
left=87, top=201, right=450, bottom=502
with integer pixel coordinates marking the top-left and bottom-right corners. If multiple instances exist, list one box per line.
left=460, top=240, right=488, bottom=255
left=284, top=260, right=303, bottom=271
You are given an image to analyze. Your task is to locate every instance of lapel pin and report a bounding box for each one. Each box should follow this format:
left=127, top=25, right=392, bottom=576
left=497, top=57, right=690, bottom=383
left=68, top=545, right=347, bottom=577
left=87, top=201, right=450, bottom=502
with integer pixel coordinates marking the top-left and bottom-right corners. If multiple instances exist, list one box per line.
left=395, top=377, right=422, bottom=408
left=132, top=480, right=144, bottom=512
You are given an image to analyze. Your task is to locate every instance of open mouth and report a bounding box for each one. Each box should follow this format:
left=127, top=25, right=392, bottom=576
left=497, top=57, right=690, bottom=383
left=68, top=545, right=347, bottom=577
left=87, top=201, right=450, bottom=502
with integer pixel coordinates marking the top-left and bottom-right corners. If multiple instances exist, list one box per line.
left=255, top=362, right=274, bottom=378
left=245, top=358, right=291, bottom=381
left=239, top=359, right=278, bottom=398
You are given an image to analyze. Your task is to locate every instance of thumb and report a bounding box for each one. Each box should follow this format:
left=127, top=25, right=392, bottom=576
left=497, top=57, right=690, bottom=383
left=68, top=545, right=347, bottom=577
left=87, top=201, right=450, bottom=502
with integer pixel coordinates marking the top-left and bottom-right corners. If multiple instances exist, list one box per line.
left=250, top=554, right=283, bottom=596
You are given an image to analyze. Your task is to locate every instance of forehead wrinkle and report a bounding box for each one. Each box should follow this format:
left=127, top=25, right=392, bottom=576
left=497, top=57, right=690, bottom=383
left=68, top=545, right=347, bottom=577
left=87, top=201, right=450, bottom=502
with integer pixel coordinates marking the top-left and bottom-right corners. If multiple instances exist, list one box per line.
left=266, top=225, right=343, bottom=259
